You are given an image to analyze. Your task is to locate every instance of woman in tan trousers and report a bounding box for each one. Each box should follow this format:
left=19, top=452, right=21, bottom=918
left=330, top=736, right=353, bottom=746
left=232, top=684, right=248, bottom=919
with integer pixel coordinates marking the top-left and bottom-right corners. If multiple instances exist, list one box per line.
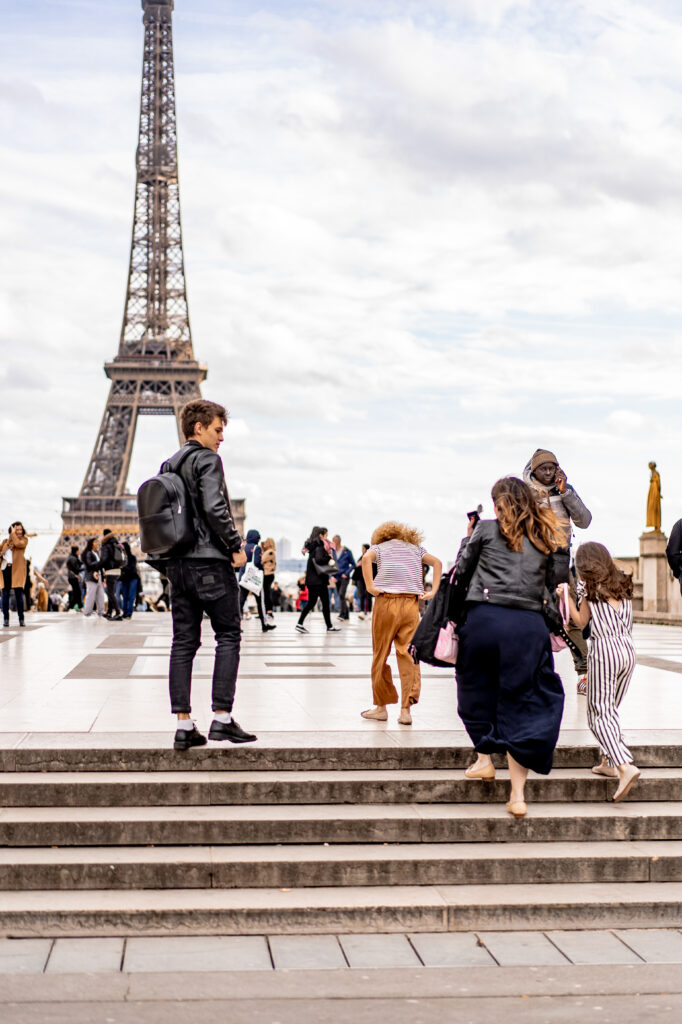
left=361, top=522, right=442, bottom=725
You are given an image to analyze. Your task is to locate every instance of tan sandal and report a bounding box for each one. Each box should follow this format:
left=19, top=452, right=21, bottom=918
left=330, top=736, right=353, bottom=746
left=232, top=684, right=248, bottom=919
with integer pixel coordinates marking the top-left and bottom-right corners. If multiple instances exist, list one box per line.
left=361, top=707, right=388, bottom=721
left=465, top=762, right=495, bottom=780
left=506, top=800, right=527, bottom=818
left=613, top=765, right=640, bottom=803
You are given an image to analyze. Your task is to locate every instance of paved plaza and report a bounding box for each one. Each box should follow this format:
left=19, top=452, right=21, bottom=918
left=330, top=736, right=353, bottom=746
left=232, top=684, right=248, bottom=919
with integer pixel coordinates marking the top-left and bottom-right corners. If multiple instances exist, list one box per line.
left=1, top=609, right=681, bottom=737
left=2, top=611, right=682, bottom=1022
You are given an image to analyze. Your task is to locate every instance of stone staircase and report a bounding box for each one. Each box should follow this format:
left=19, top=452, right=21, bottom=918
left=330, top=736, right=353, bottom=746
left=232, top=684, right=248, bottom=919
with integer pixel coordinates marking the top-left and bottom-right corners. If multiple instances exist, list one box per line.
left=1, top=740, right=682, bottom=936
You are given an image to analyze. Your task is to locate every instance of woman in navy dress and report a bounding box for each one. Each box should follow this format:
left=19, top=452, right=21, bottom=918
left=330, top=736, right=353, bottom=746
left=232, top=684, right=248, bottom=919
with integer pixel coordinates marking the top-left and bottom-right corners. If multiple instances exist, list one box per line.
left=455, top=476, right=565, bottom=818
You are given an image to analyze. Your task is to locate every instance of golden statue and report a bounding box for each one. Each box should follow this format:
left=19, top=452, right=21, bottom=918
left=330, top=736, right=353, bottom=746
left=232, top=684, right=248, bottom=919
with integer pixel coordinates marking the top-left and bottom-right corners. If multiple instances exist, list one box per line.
left=646, top=461, right=662, bottom=532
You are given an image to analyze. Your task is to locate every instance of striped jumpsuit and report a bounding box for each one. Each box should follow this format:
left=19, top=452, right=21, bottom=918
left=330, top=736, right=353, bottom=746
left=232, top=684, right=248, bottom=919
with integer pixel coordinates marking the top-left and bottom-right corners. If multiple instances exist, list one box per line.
left=586, top=597, right=635, bottom=766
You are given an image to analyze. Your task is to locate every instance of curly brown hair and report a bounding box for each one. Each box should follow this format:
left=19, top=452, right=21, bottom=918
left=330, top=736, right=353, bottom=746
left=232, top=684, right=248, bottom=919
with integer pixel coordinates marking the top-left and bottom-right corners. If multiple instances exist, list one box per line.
left=371, top=521, right=424, bottom=546
left=491, top=477, right=563, bottom=554
left=575, top=542, right=633, bottom=602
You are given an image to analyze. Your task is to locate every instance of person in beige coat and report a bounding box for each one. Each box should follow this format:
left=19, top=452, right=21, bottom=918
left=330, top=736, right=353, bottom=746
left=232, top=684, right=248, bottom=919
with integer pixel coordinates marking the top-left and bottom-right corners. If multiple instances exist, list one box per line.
left=261, top=538, right=277, bottom=618
left=1, top=522, right=29, bottom=627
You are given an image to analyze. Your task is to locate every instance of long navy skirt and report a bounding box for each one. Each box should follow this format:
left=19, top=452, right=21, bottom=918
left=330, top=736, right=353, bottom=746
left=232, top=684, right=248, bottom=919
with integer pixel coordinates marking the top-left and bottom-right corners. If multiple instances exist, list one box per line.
left=455, top=603, right=565, bottom=775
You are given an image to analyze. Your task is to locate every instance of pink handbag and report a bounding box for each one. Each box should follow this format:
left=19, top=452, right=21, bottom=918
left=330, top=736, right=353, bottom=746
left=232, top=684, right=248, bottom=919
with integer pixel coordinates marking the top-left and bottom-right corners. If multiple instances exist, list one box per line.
left=434, top=621, right=459, bottom=665
left=550, top=583, right=570, bottom=652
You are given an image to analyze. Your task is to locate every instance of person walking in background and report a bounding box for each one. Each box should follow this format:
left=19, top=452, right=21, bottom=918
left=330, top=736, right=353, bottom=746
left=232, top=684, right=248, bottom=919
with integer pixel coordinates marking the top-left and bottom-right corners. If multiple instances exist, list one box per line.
left=296, top=527, right=340, bottom=633
left=524, top=449, right=592, bottom=694
left=332, top=534, right=356, bottom=621
left=82, top=537, right=106, bottom=618
left=360, top=522, right=442, bottom=726
left=239, top=529, right=276, bottom=633
left=353, top=543, right=373, bottom=619
left=100, top=528, right=125, bottom=621
left=261, top=538, right=277, bottom=619
left=119, top=542, right=138, bottom=619
left=1, top=522, right=29, bottom=627
left=66, top=546, right=83, bottom=611
left=667, top=519, right=682, bottom=595
left=566, top=542, right=640, bottom=802
left=455, top=477, right=565, bottom=819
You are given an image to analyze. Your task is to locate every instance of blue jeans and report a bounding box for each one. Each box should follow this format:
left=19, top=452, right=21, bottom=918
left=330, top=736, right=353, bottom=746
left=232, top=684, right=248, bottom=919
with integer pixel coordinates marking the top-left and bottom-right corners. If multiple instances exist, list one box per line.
left=120, top=579, right=138, bottom=617
left=167, top=559, right=241, bottom=715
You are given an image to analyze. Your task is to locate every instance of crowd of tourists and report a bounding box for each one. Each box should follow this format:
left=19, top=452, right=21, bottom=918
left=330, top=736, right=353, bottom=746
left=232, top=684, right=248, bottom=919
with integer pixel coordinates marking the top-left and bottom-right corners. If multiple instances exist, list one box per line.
left=7, top=397, right=682, bottom=820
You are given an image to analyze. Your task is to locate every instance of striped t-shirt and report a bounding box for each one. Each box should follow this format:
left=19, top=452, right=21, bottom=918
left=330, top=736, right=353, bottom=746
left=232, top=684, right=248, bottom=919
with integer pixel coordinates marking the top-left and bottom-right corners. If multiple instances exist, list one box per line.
left=371, top=540, right=427, bottom=594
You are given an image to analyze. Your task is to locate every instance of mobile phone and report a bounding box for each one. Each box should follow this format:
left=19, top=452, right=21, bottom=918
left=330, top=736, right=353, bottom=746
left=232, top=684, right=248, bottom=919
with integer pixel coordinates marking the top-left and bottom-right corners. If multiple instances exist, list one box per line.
left=467, top=504, right=483, bottom=526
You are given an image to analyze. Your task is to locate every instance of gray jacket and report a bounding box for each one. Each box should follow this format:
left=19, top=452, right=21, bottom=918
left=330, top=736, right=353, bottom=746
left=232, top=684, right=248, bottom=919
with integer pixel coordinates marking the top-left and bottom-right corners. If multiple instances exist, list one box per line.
left=165, top=441, right=242, bottom=561
left=523, top=460, right=591, bottom=548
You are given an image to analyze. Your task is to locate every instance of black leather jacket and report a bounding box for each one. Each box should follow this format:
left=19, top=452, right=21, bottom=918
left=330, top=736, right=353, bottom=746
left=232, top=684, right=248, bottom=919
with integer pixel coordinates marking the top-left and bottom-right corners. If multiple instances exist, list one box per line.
left=165, top=441, right=242, bottom=561
left=455, top=519, right=560, bottom=615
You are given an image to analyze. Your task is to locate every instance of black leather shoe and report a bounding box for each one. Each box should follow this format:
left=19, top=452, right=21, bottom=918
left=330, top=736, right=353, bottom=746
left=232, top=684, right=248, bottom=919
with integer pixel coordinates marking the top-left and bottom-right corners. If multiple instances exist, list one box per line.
left=262, top=623, right=277, bottom=632
left=208, top=719, right=257, bottom=744
left=173, top=725, right=207, bottom=751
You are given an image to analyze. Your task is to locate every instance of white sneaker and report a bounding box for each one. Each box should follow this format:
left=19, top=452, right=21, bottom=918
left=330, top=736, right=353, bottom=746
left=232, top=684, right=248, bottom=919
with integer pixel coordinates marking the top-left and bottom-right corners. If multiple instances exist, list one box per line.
left=295, top=624, right=308, bottom=634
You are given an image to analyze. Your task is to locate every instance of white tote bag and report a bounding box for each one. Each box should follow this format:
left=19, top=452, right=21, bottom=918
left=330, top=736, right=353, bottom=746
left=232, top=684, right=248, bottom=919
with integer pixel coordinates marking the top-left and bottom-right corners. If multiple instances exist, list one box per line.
left=240, top=555, right=264, bottom=596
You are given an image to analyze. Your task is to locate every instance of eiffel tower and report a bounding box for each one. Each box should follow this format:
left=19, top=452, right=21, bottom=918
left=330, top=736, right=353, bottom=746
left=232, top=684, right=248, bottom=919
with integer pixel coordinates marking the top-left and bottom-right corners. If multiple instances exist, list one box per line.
left=44, top=0, right=245, bottom=585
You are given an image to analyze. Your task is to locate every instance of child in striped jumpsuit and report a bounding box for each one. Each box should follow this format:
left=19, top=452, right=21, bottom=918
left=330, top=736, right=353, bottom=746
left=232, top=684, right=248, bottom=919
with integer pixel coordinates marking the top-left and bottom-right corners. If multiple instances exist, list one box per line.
left=566, top=542, right=640, bottom=803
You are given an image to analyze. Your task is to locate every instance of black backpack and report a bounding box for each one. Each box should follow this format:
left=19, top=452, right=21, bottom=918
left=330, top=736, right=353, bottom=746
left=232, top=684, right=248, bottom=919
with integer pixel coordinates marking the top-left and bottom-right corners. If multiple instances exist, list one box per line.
left=111, top=540, right=127, bottom=568
left=408, top=567, right=465, bottom=668
left=137, top=447, right=197, bottom=558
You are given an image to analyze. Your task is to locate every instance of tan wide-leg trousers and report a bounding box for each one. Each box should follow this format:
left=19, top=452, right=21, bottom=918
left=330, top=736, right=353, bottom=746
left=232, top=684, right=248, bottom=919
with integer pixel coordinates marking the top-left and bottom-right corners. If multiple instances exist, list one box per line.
left=371, top=594, right=421, bottom=707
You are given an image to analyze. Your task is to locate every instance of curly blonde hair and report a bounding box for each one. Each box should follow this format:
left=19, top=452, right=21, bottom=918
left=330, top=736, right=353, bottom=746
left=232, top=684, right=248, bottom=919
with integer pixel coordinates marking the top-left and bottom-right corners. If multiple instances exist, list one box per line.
left=261, top=537, right=275, bottom=551
left=491, top=477, right=563, bottom=554
left=371, top=521, right=424, bottom=546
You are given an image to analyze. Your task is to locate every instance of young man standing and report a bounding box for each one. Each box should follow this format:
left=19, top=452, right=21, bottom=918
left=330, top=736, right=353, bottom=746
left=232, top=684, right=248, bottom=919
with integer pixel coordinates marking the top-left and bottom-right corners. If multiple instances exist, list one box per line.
left=100, top=529, right=124, bottom=621
left=163, top=399, right=256, bottom=750
left=332, top=534, right=357, bottom=621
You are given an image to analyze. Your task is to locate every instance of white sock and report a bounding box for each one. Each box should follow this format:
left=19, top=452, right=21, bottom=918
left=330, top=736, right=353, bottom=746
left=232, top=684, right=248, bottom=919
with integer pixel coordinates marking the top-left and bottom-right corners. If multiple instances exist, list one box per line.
left=214, top=712, right=232, bottom=724
left=177, top=719, right=195, bottom=730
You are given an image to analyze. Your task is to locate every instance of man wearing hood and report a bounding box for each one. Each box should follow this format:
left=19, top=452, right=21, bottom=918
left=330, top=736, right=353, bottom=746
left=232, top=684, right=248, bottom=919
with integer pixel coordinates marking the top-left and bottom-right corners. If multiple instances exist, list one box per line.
left=239, top=529, right=276, bottom=633
left=524, top=449, right=592, bottom=691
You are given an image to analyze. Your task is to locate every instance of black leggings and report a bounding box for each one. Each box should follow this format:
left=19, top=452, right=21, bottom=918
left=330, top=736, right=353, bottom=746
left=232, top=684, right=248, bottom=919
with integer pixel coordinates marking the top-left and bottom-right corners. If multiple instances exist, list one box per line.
left=2, top=566, right=25, bottom=623
left=262, top=574, right=274, bottom=613
left=297, top=583, right=332, bottom=629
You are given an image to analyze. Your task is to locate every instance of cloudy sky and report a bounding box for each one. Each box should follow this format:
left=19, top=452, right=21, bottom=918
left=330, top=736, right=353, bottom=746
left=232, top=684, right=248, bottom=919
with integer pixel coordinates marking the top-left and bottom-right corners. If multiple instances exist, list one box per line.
left=1, top=0, right=681, bottom=569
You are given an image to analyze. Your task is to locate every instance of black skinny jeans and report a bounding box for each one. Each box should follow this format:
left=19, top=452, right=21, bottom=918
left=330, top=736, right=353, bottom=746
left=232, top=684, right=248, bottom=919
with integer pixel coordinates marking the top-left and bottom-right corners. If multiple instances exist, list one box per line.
left=2, top=566, right=25, bottom=623
left=262, top=574, right=274, bottom=613
left=297, top=582, right=332, bottom=628
left=105, top=574, right=121, bottom=616
left=167, top=559, right=241, bottom=715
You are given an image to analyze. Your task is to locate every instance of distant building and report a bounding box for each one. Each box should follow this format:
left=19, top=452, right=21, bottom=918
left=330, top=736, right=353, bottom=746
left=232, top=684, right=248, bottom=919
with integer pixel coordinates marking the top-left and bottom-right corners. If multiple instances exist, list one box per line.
left=277, top=536, right=292, bottom=561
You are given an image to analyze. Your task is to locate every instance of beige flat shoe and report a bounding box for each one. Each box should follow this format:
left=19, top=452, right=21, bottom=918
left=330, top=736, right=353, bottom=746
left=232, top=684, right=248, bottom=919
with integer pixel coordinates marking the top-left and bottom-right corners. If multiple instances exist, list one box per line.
left=361, top=708, right=388, bottom=721
left=506, top=800, right=527, bottom=818
left=613, top=764, right=640, bottom=803
left=592, top=760, right=618, bottom=778
left=465, top=762, right=495, bottom=780
left=398, top=709, right=412, bottom=725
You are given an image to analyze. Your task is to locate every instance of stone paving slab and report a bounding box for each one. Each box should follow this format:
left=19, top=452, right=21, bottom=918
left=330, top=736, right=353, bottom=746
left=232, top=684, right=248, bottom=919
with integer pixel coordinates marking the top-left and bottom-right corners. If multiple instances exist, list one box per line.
left=0, top=939, right=52, bottom=974
left=407, top=931, right=496, bottom=966
left=545, top=929, right=642, bottom=964
left=124, top=935, right=272, bottom=972
left=614, top=927, right=682, bottom=962
left=476, top=930, right=569, bottom=965
left=269, top=935, right=347, bottom=970
left=45, top=937, right=123, bottom=973
left=337, top=933, right=422, bottom=968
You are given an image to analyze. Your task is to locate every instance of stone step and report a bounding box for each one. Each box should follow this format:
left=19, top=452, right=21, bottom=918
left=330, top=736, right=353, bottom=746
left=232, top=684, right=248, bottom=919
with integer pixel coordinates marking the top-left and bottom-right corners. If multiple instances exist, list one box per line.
left=0, top=840, right=680, bottom=891
left=2, top=882, right=682, bottom=936
left=0, top=768, right=679, bottom=806
left=1, top=802, right=681, bottom=847
left=3, top=740, right=682, bottom=773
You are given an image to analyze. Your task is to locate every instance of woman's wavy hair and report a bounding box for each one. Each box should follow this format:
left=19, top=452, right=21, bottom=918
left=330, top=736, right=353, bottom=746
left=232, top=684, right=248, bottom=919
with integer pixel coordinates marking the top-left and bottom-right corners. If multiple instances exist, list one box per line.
left=491, top=477, right=563, bottom=554
left=575, top=542, right=633, bottom=602
left=262, top=537, right=275, bottom=551
left=371, top=521, right=423, bottom=546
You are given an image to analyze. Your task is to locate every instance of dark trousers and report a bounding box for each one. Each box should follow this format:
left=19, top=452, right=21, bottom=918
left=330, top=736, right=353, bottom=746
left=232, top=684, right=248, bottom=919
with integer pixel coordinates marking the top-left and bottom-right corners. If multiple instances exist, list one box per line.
left=68, top=580, right=83, bottom=610
left=337, top=576, right=351, bottom=619
left=239, top=582, right=266, bottom=628
left=456, top=603, right=565, bottom=776
left=105, top=575, right=120, bottom=616
left=262, top=573, right=274, bottom=613
left=120, top=579, right=138, bottom=617
left=297, top=583, right=332, bottom=628
left=2, top=567, right=24, bottom=623
left=168, top=559, right=241, bottom=715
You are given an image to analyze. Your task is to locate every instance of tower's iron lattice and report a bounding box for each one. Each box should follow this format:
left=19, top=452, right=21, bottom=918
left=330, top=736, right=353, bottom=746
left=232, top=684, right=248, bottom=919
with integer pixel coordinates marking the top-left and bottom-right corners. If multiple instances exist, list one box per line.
left=44, top=0, right=244, bottom=585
